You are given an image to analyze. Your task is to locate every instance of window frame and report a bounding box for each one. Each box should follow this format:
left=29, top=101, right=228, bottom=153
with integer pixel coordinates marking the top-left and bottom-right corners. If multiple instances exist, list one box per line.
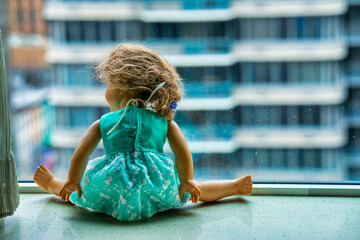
left=19, top=180, right=360, bottom=197
left=9, top=2, right=360, bottom=194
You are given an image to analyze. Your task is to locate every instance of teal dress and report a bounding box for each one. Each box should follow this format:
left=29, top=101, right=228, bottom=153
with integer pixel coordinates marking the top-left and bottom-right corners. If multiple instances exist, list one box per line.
left=69, top=106, right=190, bottom=221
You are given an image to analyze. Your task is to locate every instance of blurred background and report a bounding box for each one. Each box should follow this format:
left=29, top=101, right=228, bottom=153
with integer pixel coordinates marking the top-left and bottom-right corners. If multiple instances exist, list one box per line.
left=1, top=0, right=360, bottom=182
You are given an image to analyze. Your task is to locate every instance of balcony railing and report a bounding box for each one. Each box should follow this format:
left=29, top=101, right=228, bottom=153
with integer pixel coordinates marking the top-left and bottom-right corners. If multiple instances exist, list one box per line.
left=145, top=0, right=230, bottom=9
left=49, top=0, right=230, bottom=9
left=46, top=0, right=347, bottom=15
left=234, top=126, right=347, bottom=148
left=146, top=37, right=231, bottom=54
left=183, top=81, right=232, bottom=97
left=179, top=123, right=234, bottom=140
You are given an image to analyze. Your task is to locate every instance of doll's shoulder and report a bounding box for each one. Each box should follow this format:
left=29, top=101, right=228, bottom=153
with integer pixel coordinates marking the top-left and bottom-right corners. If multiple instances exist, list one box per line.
left=166, top=120, right=184, bottom=141
left=167, top=120, right=179, bottom=133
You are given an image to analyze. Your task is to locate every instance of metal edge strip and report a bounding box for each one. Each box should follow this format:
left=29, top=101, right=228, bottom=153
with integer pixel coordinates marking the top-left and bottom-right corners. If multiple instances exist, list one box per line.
left=19, top=182, right=360, bottom=197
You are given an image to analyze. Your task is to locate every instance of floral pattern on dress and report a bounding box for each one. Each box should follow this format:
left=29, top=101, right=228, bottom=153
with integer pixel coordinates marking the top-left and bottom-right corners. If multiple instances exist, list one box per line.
left=69, top=151, right=190, bottom=221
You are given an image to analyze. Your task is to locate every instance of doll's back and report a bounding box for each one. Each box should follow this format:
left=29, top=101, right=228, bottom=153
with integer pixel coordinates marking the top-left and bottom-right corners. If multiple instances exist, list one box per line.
left=70, top=105, right=190, bottom=222
left=100, top=106, right=168, bottom=155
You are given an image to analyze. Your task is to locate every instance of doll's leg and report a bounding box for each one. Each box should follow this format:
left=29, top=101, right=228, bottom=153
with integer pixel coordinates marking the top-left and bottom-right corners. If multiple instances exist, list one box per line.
left=33, top=164, right=66, bottom=197
left=196, top=176, right=252, bottom=202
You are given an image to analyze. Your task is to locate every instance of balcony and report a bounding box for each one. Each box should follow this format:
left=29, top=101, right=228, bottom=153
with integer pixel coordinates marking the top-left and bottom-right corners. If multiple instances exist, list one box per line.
left=232, top=40, right=347, bottom=62
left=48, top=85, right=234, bottom=108
left=48, top=87, right=107, bottom=107
left=44, top=0, right=347, bottom=21
left=50, top=128, right=96, bottom=148
left=45, top=43, right=234, bottom=65
left=178, top=123, right=234, bottom=140
left=46, top=39, right=347, bottom=65
left=234, top=126, right=347, bottom=148
left=183, top=81, right=232, bottom=97
left=50, top=127, right=236, bottom=153
left=43, top=1, right=141, bottom=21
left=145, top=0, right=230, bottom=10
left=232, top=0, right=347, bottom=17
left=48, top=82, right=348, bottom=110
left=234, top=84, right=347, bottom=105
left=50, top=124, right=347, bottom=153
left=145, top=37, right=231, bottom=54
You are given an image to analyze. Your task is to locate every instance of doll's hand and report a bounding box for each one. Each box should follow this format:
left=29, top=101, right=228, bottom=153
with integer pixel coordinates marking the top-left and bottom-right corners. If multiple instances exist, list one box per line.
left=179, top=179, right=201, bottom=203
left=59, top=179, right=81, bottom=201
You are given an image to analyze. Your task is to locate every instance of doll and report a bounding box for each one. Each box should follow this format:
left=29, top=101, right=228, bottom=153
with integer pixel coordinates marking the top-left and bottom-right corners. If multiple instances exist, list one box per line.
left=33, top=43, right=252, bottom=221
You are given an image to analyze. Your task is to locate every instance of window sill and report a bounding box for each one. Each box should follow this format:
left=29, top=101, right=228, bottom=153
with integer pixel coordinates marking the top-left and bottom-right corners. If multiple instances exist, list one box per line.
left=19, top=181, right=360, bottom=197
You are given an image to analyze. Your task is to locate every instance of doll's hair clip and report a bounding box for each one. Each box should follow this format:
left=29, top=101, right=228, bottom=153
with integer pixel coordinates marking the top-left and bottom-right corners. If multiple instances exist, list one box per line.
left=170, top=100, right=177, bottom=110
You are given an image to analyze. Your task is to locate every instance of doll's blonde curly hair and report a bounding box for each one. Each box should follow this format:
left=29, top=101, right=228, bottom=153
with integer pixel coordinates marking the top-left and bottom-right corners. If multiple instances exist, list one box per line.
left=95, top=43, right=183, bottom=120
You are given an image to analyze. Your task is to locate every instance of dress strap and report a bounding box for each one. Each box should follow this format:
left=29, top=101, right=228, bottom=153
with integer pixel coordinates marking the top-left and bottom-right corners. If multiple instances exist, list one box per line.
left=107, top=82, right=165, bottom=135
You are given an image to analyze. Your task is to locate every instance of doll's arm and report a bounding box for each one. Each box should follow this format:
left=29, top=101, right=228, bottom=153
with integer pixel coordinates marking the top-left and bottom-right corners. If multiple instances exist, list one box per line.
left=60, top=119, right=102, bottom=201
left=167, top=120, right=201, bottom=202
left=67, top=119, right=102, bottom=185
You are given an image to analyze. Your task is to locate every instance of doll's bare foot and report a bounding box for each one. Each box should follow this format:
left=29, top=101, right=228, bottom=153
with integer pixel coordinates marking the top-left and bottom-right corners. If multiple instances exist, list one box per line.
left=33, top=164, right=66, bottom=197
left=235, top=175, right=253, bottom=195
